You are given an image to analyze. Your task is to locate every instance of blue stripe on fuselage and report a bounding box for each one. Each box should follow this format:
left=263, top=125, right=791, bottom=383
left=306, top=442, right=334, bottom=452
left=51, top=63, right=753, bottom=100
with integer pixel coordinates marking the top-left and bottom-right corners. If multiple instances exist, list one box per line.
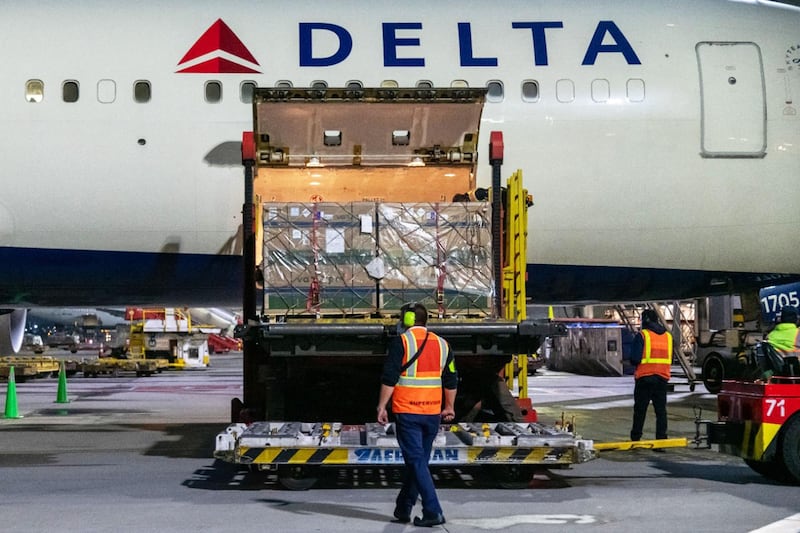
left=525, top=264, right=800, bottom=304
left=0, top=246, right=243, bottom=307
left=0, top=246, right=795, bottom=307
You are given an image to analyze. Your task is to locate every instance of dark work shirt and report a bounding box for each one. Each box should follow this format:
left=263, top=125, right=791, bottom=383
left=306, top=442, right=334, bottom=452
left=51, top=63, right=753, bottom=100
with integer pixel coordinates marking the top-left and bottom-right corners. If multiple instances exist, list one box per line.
left=381, top=328, right=458, bottom=390
left=631, top=333, right=644, bottom=366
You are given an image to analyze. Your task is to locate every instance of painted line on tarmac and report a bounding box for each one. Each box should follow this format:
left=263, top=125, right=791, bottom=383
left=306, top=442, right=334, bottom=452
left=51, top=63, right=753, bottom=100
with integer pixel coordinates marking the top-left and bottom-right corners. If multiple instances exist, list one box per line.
left=450, top=514, right=596, bottom=529
left=566, top=392, right=715, bottom=410
left=130, top=384, right=243, bottom=393
left=749, top=513, right=800, bottom=533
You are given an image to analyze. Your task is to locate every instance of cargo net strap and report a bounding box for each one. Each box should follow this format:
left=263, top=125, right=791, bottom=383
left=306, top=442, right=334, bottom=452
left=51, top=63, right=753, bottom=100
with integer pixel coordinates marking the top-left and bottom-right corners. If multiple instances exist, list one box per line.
left=263, top=202, right=377, bottom=316
left=262, top=202, right=492, bottom=317
left=378, top=203, right=492, bottom=317
left=435, top=204, right=447, bottom=316
left=307, top=203, right=321, bottom=314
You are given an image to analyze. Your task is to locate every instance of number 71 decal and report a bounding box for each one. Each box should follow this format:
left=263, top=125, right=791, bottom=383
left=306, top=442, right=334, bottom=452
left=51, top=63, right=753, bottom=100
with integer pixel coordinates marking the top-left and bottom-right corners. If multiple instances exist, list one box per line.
left=765, top=398, right=786, bottom=419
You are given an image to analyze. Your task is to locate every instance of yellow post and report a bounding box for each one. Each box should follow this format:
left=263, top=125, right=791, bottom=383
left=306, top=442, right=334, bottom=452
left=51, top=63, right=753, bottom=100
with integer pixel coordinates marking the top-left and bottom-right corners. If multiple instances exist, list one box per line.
left=502, top=170, right=530, bottom=399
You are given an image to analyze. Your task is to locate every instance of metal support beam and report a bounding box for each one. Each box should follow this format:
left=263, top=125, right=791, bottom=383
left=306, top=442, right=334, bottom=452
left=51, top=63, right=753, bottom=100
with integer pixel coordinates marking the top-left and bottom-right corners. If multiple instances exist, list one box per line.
left=489, top=131, right=504, bottom=318
left=241, top=132, right=264, bottom=417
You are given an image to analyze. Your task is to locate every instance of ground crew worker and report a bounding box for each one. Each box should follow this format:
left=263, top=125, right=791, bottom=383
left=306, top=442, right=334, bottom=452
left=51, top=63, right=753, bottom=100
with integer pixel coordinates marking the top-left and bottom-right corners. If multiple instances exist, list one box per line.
left=376, top=302, right=457, bottom=528
left=630, top=309, right=673, bottom=442
left=766, top=305, right=800, bottom=376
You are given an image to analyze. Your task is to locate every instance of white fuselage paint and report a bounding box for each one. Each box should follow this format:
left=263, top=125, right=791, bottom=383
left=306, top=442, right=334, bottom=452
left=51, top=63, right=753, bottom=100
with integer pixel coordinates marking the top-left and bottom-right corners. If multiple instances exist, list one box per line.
left=0, top=0, right=798, bottom=306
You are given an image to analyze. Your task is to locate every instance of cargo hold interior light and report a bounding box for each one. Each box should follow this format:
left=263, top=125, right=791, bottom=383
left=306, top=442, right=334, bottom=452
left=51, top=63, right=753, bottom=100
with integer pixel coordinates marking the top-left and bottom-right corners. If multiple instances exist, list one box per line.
left=392, top=130, right=410, bottom=146
left=323, top=130, right=342, bottom=146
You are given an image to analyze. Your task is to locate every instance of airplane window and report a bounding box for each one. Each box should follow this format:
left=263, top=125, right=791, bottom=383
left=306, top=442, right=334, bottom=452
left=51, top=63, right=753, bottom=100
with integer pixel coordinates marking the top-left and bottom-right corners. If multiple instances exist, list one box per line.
left=486, top=81, right=504, bottom=103
left=134, top=81, right=152, bottom=103
left=556, top=79, right=575, bottom=103
left=381, top=80, right=399, bottom=88
left=627, top=79, right=645, bottom=103
left=205, top=81, right=222, bottom=103
left=415, top=80, right=435, bottom=98
left=240, top=81, right=256, bottom=104
left=25, top=80, right=43, bottom=103
left=310, top=80, right=327, bottom=98
left=97, top=79, right=116, bottom=104
left=275, top=80, right=293, bottom=88
left=521, top=80, right=539, bottom=102
left=62, top=80, right=79, bottom=103
left=591, top=79, right=610, bottom=103
left=451, top=79, right=469, bottom=88
left=344, top=81, right=364, bottom=98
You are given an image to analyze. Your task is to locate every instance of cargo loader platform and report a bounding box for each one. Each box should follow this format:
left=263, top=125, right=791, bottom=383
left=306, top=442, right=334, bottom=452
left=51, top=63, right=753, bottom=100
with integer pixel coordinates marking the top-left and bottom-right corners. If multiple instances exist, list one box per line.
left=215, top=420, right=597, bottom=489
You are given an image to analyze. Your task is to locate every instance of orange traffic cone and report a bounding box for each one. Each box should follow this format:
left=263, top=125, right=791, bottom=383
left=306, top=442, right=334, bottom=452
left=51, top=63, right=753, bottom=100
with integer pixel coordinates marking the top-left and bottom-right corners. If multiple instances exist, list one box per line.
left=3, top=366, right=21, bottom=419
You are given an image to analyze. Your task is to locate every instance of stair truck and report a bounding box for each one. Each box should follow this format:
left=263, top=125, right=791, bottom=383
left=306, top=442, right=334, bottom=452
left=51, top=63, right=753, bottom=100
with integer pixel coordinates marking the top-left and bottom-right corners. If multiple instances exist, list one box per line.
left=214, top=87, right=599, bottom=489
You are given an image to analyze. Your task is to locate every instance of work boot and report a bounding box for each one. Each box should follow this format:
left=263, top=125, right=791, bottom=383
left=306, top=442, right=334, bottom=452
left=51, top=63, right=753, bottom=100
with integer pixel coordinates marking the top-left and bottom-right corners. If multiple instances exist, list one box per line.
left=413, top=513, right=446, bottom=527
left=392, top=507, right=411, bottom=523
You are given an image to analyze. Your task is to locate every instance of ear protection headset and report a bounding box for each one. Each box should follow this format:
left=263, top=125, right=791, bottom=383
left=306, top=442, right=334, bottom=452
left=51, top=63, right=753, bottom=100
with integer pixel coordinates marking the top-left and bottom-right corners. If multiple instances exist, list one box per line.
left=403, top=303, right=418, bottom=327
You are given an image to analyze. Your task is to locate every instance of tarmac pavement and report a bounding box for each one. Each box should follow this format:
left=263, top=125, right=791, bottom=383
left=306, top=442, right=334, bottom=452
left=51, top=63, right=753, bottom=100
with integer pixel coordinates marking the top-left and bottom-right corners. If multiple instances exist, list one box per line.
left=1, top=353, right=798, bottom=532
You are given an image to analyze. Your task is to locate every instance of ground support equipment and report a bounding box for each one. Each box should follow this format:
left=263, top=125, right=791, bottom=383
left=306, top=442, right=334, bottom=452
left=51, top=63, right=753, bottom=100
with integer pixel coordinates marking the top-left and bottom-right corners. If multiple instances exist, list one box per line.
left=216, top=420, right=596, bottom=489
left=0, top=356, right=61, bottom=381
left=696, top=376, right=800, bottom=483
left=80, top=357, right=167, bottom=377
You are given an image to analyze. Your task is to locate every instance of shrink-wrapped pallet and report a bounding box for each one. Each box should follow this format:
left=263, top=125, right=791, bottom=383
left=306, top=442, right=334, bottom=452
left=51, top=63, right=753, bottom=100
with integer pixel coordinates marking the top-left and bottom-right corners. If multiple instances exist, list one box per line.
left=377, top=202, right=493, bottom=316
left=262, top=201, right=494, bottom=316
left=262, top=202, right=376, bottom=314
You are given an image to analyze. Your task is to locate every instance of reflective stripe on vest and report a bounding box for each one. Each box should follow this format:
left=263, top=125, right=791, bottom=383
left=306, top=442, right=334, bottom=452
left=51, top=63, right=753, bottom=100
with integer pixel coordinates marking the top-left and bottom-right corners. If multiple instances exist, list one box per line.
left=392, top=327, right=448, bottom=415
left=635, top=329, right=673, bottom=380
left=396, top=329, right=448, bottom=387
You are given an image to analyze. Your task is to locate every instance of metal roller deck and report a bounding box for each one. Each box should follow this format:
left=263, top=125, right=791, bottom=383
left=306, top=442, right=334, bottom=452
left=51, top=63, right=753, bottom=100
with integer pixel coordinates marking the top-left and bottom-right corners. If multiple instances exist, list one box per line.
left=215, top=421, right=597, bottom=468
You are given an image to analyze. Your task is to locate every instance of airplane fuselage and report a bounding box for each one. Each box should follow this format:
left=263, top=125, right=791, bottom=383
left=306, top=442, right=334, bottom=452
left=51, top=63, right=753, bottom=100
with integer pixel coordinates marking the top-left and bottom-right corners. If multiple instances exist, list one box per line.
left=1, top=0, right=799, bottom=306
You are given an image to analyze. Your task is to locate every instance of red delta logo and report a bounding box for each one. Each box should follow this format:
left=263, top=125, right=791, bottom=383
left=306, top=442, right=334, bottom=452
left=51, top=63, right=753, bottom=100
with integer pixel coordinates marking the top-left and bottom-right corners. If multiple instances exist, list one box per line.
left=176, top=19, right=260, bottom=74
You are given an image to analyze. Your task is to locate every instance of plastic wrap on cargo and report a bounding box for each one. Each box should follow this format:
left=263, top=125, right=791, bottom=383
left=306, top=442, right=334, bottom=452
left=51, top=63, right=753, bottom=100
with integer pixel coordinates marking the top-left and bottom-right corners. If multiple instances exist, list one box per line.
left=262, top=202, right=377, bottom=314
left=377, top=203, right=493, bottom=316
left=263, top=201, right=494, bottom=316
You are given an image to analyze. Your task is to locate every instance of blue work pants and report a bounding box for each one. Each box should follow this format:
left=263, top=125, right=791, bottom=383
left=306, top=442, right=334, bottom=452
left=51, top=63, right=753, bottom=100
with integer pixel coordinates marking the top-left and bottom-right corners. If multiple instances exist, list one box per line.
left=394, top=413, right=443, bottom=517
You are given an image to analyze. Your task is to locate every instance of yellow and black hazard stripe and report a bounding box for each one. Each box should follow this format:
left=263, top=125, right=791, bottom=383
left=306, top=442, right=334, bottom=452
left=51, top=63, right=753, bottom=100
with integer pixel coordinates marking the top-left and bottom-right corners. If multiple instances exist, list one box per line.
left=239, top=447, right=350, bottom=465
left=741, top=420, right=781, bottom=461
left=467, top=447, right=576, bottom=464
left=238, top=445, right=579, bottom=466
left=718, top=420, right=781, bottom=461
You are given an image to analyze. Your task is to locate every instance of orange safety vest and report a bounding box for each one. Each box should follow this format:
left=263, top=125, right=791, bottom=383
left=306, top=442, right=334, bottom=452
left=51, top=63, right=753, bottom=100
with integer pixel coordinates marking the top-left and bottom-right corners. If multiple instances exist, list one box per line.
left=392, top=326, right=450, bottom=415
left=635, top=329, right=673, bottom=381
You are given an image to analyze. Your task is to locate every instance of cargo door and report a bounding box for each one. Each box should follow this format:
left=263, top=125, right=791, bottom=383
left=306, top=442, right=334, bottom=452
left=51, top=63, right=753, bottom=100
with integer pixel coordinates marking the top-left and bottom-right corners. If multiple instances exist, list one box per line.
left=251, top=87, right=491, bottom=317
left=251, top=87, right=485, bottom=203
left=696, top=42, right=766, bottom=157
